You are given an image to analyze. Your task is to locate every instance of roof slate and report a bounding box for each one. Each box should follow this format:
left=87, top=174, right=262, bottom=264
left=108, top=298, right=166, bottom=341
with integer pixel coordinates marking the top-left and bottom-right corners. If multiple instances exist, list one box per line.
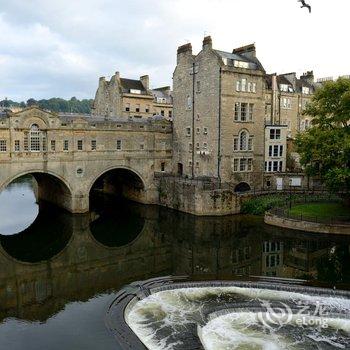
left=120, top=78, right=147, bottom=93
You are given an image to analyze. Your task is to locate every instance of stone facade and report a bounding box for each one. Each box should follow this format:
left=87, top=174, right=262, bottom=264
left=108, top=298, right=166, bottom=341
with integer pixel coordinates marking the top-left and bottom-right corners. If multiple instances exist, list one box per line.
left=171, top=37, right=333, bottom=189
left=264, top=72, right=316, bottom=140
left=0, top=107, right=172, bottom=213
left=173, top=37, right=268, bottom=191
left=264, top=125, right=288, bottom=174
left=92, top=72, right=173, bottom=120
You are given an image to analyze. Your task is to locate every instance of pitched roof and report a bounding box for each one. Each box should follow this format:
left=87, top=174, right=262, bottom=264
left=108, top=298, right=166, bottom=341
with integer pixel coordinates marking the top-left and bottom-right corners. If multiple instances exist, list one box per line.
left=215, top=49, right=265, bottom=72
left=215, top=50, right=250, bottom=62
left=277, top=75, right=292, bottom=86
left=152, top=88, right=173, bottom=104
left=120, top=78, right=147, bottom=93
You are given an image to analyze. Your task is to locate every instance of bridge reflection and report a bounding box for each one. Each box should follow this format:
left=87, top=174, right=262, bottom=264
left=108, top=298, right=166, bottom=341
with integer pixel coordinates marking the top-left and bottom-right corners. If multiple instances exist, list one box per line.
left=0, top=204, right=73, bottom=262
left=0, top=204, right=349, bottom=323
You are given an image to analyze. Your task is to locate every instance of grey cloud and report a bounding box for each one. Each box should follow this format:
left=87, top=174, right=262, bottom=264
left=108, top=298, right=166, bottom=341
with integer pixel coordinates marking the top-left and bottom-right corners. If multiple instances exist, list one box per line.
left=1, top=0, right=349, bottom=101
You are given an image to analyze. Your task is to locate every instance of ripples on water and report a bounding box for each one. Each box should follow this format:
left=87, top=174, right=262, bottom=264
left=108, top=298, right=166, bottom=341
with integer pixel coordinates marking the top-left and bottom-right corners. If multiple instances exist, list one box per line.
left=0, top=177, right=350, bottom=349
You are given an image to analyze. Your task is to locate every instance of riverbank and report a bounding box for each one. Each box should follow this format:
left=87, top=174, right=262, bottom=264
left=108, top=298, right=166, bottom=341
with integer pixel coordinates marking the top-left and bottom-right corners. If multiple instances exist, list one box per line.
left=265, top=211, right=350, bottom=235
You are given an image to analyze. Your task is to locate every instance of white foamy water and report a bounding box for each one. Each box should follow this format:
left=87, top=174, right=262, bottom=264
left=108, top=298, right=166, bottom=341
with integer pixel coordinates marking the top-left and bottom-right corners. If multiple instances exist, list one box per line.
left=200, top=312, right=350, bottom=350
left=126, top=286, right=350, bottom=350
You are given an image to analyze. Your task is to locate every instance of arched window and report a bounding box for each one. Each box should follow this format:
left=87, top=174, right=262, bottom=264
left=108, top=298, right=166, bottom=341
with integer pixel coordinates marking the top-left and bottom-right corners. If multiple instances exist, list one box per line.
left=239, top=130, right=248, bottom=150
left=187, top=95, right=192, bottom=109
left=29, top=124, right=46, bottom=152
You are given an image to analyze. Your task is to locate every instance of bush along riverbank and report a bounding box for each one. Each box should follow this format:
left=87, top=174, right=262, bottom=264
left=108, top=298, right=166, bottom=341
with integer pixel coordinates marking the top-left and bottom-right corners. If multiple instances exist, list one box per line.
left=241, top=195, right=291, bottom=215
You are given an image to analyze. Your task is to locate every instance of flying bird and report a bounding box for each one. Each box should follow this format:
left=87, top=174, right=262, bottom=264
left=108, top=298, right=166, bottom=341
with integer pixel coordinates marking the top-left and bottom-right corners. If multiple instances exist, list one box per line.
left=298, top=0, right=311, bottom=13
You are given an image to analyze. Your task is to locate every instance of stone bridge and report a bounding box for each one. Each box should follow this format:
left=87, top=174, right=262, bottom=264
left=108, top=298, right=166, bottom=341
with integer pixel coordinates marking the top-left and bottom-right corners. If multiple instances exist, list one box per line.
left=0, top=107, right=172, bottom=213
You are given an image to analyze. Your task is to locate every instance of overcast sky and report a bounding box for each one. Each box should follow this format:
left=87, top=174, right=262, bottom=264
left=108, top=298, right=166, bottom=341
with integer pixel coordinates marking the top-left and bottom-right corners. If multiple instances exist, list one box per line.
left=0, top=0, right=349, bottom=101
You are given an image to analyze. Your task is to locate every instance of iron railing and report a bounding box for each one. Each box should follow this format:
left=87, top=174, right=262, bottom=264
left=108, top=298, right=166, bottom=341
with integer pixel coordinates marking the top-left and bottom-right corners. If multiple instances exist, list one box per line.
left=269, top=205, right=350, bottom=226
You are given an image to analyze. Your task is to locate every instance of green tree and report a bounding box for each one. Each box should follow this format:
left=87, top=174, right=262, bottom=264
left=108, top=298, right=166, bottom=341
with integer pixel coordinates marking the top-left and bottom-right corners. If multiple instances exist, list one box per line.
left=295, top=78, right=350, bottom=198
left=27, top=98, right=37, bottom=107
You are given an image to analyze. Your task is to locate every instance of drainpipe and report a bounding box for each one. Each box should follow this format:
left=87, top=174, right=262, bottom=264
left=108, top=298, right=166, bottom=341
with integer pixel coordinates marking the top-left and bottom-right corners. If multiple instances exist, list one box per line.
left=278, top=93, right=281, bottom=125
left=191, top=62, right=195, bottom=179
left=299, top=90, right=303, bottom=132
left=217, top=67, right=222, bottom=185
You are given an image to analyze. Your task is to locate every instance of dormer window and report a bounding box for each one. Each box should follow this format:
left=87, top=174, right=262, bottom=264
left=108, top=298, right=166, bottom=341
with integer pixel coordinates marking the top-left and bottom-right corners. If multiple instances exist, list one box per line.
left=156, top=97, right=167, bottom=104
left=130, top=89, right=141, bottom=94
left=280, top=84, right=289, bottom=92
left=302, top=86, right=310, bottom=95
left=234, top=60, right=249, bottom=69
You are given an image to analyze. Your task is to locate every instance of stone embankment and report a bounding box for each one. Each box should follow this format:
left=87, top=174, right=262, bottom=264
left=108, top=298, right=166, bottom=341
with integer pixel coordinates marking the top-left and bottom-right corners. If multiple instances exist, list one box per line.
left=265, top=212, right=350, bottom=235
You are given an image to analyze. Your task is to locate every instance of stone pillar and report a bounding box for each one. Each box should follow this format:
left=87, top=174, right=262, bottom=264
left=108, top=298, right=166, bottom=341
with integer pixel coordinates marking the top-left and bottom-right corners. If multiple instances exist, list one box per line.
left=70, top=192, right=89, bottom=214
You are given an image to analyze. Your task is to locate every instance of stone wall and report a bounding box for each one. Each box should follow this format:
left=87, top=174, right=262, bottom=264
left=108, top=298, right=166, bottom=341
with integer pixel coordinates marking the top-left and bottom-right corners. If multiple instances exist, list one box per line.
left=172, top=37, right=267, bottom=189
left=265, top=212, right=350, bottom=235
left=158, top=177, right=241, bottom=216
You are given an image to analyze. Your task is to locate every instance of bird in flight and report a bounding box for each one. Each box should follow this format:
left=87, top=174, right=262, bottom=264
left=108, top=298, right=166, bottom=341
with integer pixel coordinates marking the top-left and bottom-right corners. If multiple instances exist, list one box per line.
left=298, top=0, right=311, bottom=13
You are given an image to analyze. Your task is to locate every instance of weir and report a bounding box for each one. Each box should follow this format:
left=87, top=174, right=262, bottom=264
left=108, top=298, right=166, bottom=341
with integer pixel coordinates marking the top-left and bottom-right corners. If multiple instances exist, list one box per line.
left=107, top=278, right=350, bottom=350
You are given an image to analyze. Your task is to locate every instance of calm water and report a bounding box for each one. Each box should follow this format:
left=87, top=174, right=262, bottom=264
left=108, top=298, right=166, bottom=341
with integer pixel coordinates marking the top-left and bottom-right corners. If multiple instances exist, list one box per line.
left=0, top=177, right=350, bottom=349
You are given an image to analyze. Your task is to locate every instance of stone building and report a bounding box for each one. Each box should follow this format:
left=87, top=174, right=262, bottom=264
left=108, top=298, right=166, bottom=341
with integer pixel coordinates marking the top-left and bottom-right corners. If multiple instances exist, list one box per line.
left=91, top=72, right=173, bottom=120
left=264, top=71, right=316, bottom=139
left=173, top=36, right=267, bottom=190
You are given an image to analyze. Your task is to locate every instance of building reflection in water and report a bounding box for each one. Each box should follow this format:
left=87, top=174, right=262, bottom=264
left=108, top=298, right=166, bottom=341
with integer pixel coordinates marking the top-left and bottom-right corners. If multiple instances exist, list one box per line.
left=0, top=197, right=350, bottom=324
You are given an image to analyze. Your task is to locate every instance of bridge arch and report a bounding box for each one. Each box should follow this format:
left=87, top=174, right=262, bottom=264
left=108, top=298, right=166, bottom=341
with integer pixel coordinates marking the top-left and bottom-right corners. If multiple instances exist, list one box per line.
left=0, top=170, right=74, bottom=212
left=89, top=166, right=148, bottom=204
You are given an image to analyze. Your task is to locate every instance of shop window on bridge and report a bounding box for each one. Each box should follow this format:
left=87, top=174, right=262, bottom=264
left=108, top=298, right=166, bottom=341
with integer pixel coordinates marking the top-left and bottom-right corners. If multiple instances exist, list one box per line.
left=14, top=140, right=20, bottom=152
left=0, top=140, right=7, bottom=152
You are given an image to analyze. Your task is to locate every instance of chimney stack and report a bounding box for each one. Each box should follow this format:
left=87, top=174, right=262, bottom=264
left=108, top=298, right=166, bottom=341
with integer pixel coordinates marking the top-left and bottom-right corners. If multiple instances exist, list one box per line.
left=300, top=71, right=314, bottom=84
left=202, top=36, right=212, bottom=50
left=140, top=75, right=149, bottom=90
left=233, top=44, right=256, bottom=59
left=271, top=73, right=278, bottom=91
left=98, top=76, right=106, bottom=88
left=177, top=43, right=192, bottom=63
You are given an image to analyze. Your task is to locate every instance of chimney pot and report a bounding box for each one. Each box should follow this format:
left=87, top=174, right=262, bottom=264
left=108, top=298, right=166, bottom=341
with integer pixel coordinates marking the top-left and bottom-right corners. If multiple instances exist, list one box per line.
left=203, top=36, right=212, bottom=49
left=177, top=43, right=192, bottom=55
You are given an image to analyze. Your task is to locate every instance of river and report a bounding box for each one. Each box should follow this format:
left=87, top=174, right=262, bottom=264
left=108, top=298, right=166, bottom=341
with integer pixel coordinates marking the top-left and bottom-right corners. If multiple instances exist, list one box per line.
left=0, top=176, right=349, bottom=349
